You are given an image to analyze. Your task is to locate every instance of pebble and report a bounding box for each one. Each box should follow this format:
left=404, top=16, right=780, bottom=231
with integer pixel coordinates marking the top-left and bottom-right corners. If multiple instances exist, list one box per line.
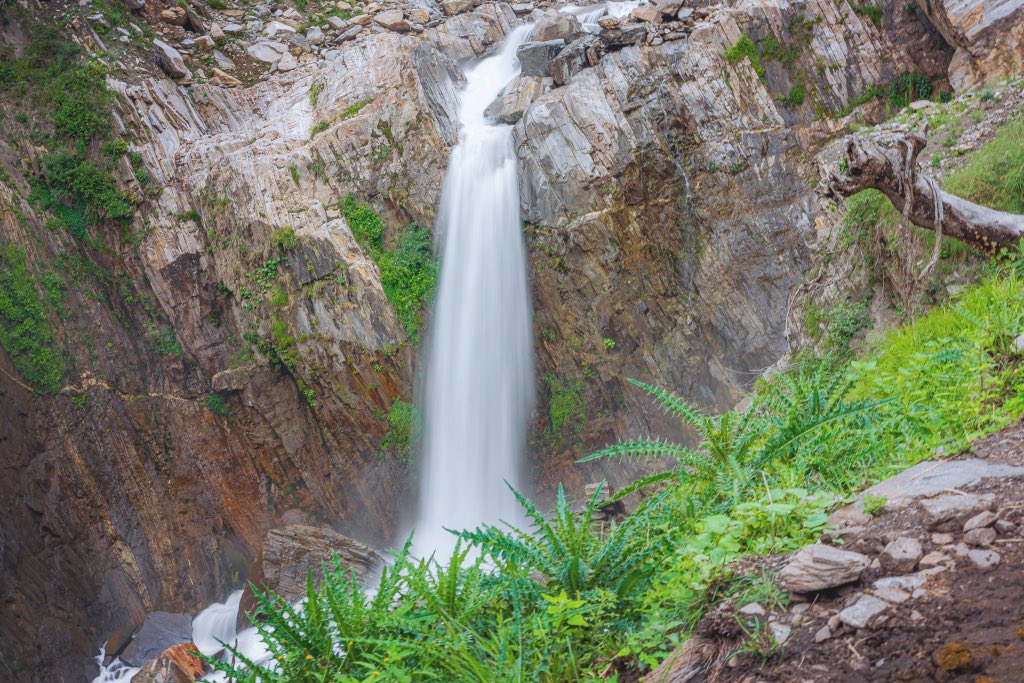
left=873, top=574, right=926, bottom=591
left=965, top=527, right=997, bottom=547
left=769, top=621, right=791, bottom=645
left=931, top=532, right=954, bottom=545
left=919, top=551, right=949, bottom=569
left=994, top=518, right=1016, bottom=535
left=967, top=548, right=1001, bottom=571
left=963, top=510, right=998, bottom=532
left=738, top=602, right=765, bottom=616
left=879, top=536, right=923, bottom=574
left=814, top=625, right=832, bottom=643
left=838, top=595, right=889, bottom=629
left=872, top=586, right=911, bottom=604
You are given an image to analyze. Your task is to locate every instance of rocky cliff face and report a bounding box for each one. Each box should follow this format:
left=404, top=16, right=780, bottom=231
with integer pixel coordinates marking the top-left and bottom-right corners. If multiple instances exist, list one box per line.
left=0, top=0, right=1019, bottom=678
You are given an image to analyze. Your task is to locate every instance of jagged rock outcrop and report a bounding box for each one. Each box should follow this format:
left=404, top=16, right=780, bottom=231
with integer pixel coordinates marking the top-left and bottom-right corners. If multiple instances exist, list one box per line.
left=913, top=0, right=1024, bottom=90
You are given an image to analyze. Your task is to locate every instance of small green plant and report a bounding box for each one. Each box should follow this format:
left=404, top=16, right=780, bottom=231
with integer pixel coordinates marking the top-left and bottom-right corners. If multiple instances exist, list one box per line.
left=603, top=337, right=616, bottom=350
left=379, top=399, right=421, bottom=461
left=271, top=226, right=299, bottom=253
left=779, top=82, right=806, bottom=106
left=724, top=34, right=765, bottom=81
left=863, top=494, right=887, bottom=516
left=851, top=2, right=883, bottom=29
left=204, top=393, right=230, bottom=416
left=309, top=80, right=323, bottom=107
left=289, top=163, right=300, bottom=185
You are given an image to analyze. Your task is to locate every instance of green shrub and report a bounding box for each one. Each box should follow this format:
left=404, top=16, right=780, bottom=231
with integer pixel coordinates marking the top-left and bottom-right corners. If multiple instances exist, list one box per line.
left=379, top=399, right=420, bottom=459
left=271, top=226, right=299, bottom=253
left=204, top=393, right=230, bottom=416
left=851, top=2, right=883, bottom=29
left=341, top=195, right=385, bottom=252
left=779, top=82, right=806, bottom=106
left=0, top=244, right=67, bottom=393
left=724, top=34, right=765, bottom=80
left=544, top=373, right=586, bottom=445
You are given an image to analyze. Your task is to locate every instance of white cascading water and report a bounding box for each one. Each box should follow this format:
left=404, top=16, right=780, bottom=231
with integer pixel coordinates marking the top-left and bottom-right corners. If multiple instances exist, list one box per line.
left=91, top=5, right=644, bottom=677
left=413, top=22, right=536, bottom=557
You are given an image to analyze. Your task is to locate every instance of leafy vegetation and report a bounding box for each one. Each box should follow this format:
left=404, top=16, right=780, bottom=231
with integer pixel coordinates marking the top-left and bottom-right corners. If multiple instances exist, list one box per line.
left=271, top=226, right=299, bottom=253
left=543, top=372, right=586, bottom=446
left=779, top=82, right=806, bottom=107
left=725, top=34, right=765, bottom=81
left=944, top=115, right=1024, bottom=213
left=341, top=196, right=437, bottom=341
left=0, top=244, right=67, bottom=393
left=379, top=399, right=420, bottom=461
left=204, top=393, right=230, bottom=417
left=851, top=2, right=883, bottom=29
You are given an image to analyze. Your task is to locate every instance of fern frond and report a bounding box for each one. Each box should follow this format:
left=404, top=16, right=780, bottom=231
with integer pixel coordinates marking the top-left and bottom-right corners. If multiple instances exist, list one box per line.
left=577, top=437, right=700, bottom=463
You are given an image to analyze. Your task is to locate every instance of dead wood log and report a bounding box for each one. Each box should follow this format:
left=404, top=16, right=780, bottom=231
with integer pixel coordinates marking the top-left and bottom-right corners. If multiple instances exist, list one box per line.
left=824, top=130, right=1024, bottom=255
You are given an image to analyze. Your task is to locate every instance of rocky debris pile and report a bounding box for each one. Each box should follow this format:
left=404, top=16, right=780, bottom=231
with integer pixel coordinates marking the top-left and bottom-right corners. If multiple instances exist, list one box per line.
left=648, top=431, right=1024, bottom=682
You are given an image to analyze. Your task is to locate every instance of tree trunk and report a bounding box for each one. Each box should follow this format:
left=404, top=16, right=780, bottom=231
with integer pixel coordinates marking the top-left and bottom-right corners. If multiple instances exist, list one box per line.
left=824, top=130, right=1024, bottom=254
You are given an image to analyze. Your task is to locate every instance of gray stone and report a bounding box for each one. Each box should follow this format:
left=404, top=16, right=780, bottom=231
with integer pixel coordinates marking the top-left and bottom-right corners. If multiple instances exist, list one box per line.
left=964, top=527, right=997, bottom=547
left=511, top=2, right=534, bottom=13
left=872, top=586, right=910, bottom=604
left=831, top=460, right=1023, bottom=527
left=195, top=35, right=215, bottom=49
left=120, top=612, right=193, bottom=667
left=776, top=544, right=869, bottom=593
left=837, top=595, right=889, bottom=629
left=738, top=602, right=765, bottom=616
left=932, top=532, right=954, bottom=545
left=264, top=20, right=295, bottom=36
left=247, top=41, right=288, bottom=63
left=288, top=33, right=311, bottom=52
left=814, top=625, right=832, bottom=643
left=276, top=53, right=298, bottom=71
left=995, top=518, right=1016, bottom=535
left=599, top=23, right=647, bottom=47
left=374, top=9, right=411, bottom=31
left=967, top=548, right=1001, bottom=572
left=919, top=551, right=949, bottom=569
left=919, top=493, right=995, bottom=532
left=153, top=39, right=189, bottom=79
left=326, top=15, right=348, bottom=29
left=516, top=40, right=565, bottom=78
left=676, top=7, right=693, bottom=20
left=529, top=11, right=583, bottom=42
left=873, top=574, right=926, bottom=592
left=879, top=536, right=923, bottom=574
left=440, top=0, right=473, bottom=15
left=306, top=26, right=325, bottom=44
left=485, top=76, right=546, bottom=124
left=630, top=5, right=659, bottom=22
left=209, top=22, right=224, bottom=39
left=338, top=25, right=363, bottom=42
left=769, top=621, right=791, bottom=645
left=213, top=49, right=235, bottom=70
left=655, top=0, right=684, bottom=17
left=222, top=22, right=243, bottom=33
left=549, top=34, right=600, bottom=86
left=963, top=510, right=998, bottom=532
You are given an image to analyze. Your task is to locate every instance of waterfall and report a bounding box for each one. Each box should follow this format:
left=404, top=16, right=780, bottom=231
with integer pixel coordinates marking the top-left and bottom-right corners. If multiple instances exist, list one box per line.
left=414, top=23, right=536, bottom=557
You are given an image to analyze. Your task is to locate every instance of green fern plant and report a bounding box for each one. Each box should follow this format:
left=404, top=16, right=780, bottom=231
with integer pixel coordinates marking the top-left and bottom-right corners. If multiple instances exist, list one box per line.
left=580, top=370, right=887, bottom=508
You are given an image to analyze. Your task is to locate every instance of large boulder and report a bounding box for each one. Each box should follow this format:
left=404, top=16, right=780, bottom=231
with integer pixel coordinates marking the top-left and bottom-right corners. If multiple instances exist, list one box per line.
left=528, top=10, right=583, bottom=42
left=130, top=644, right=204, bottom=683
left=236, top=525, right=383, bottom=629
left=485, top=76, right=548, bottom=124
left=599, top=22, right=647, bottom=48
left=153, top=39, right=189, bottom=79
left=374, top=9, right=412, bottom=32
left=776, top=544, right=870, bottom=593
left=120, top=612, right=193, bottom=667
left=516, top=40, right=565, bottom=78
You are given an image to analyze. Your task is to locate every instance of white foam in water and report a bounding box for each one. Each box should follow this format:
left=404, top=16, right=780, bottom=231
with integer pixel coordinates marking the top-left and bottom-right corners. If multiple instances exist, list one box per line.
left=562, top=1, right=641, bottom=32
left=413, top=22, right=537, bottom=559
left=192, top=590, right=243, bottom=657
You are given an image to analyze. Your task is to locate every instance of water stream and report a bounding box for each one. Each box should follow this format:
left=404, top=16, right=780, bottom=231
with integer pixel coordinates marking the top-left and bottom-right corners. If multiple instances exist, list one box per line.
left=413, top=22, right=536, bottom=558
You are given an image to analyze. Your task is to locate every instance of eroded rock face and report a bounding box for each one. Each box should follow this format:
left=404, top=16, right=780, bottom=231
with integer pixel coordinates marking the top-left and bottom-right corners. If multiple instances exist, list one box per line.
left=914, top=0, right=1024, bottom=90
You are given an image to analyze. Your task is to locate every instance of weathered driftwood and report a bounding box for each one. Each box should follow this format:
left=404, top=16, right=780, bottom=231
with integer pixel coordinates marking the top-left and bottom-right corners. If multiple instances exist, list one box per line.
left=825, top=130, right=1024, bottom=254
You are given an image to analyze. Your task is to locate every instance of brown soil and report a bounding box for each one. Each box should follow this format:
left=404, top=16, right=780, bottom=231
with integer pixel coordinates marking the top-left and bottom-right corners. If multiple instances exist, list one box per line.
left=684, top=423, right=1024, bottom=683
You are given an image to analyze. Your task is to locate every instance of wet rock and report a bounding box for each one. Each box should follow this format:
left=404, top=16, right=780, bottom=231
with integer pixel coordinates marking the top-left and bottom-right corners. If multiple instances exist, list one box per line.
left=237, top=525, right=382, bottom=629
left=837, top=595, right=889, bottom=629
left=964, top=527, right=997, bottom=547
left=919, top=493, right=995, bottom=532
left=967, top=548, right=1001, bottom=572
left=120, top=613, right=193, bottom=667
left=776, top=544, right=869, bottom=593
left=529, top=11, right=582, bottom=42
left=516, top=40, right=565, bottom=78
left=549, top=34, right=600, bottom=86
left=485, top=76, right=546, bottom=124
left=130, top=643, right=204, bottom=683
left=963, top=510, right=998, bottom=532
left=879, top=536, right=922, bottom=574
left=154, top=39, right=189, bottom=79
